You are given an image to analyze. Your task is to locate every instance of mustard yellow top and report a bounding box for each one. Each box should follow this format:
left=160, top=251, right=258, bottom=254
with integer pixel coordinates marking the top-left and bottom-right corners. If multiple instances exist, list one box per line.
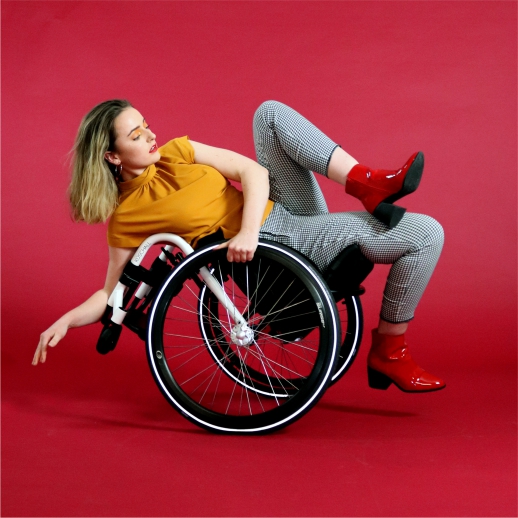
left=107, top=136, right=274, bottom=248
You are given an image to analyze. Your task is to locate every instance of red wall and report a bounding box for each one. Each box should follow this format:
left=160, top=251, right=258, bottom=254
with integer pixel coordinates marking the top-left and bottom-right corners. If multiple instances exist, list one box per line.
left=3, top=1, right=515, bottom=366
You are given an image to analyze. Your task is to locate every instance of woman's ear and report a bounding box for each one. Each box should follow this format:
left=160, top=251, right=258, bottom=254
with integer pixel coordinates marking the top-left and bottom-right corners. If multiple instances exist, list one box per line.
left=104, top=151, right=120, bottom=165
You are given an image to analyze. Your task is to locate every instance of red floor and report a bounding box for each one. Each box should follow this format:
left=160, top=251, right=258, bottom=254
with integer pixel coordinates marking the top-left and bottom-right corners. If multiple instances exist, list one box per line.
left=2, top=320, right=516, bottom=516
left=2, top=1, right=517, bottom=516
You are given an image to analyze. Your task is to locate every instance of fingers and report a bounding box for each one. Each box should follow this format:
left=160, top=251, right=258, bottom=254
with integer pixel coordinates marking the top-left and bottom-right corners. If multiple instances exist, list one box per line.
left=213, top=241, right=245, bottom=262
left=32, top=330, right=62, bottom=365
left=213, top=241, right=229, bottom=250
left=32, top=349, right=40, bottom=366
left=213, top=236, right=257, bottom=262
left=32, top=338, right=46, bottom=366
left=227, top=246, right=254, bottom=263
left=33, top=335, right=49, bottom=365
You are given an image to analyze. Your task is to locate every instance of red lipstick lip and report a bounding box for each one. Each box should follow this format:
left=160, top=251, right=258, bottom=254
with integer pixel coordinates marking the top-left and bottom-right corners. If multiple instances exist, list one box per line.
left=150, top=143, right=158, bottom=153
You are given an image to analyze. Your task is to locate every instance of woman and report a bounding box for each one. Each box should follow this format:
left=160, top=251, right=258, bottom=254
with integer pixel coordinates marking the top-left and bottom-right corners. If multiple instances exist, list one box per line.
left=33, top=99, right=445, bottom=392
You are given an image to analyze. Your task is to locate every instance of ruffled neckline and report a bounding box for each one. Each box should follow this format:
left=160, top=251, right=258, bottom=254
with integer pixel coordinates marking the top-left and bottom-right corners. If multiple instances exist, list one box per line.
left=118, top=164, right=156, bottom=192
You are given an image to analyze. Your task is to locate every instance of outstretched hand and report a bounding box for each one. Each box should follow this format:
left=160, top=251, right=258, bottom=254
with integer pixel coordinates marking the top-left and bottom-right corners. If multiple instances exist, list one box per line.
left=32, top=321, right=69, bottom=365
left=214, top=230, right=258, bottom=263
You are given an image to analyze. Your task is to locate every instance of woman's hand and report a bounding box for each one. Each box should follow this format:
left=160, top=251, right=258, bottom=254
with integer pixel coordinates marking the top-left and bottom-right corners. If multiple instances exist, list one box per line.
left=33, top=319, right=70, bottom=365
left=215, top=229, right=259, bottom=262
left=32, top=246, right=136, bottom=366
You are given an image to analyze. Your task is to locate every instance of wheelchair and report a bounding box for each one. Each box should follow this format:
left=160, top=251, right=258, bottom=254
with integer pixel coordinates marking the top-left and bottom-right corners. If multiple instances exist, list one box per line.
left=97, top=230, right=373, bottom=434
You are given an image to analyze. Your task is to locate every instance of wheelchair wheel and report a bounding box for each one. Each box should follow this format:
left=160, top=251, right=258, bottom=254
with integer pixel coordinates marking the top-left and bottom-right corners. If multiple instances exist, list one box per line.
left=330, top=294, right=363, bottom=384
left=146, top=240, right=340, bottom=434
left=198, top=250, right=364, bottom=390
left=198, top=271, right=363, bottom=391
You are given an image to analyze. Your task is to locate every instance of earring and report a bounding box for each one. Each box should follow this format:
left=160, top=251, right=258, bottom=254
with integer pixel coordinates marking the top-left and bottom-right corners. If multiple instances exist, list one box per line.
left=115, top=163, right=123, bottom=182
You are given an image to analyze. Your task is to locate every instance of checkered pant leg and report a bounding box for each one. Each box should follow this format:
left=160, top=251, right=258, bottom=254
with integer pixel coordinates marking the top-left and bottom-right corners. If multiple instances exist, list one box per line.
left=252, top=100, right=444, bottom=323
left=259, top=205, right=444, bottom=323
left=253, top=100, right=339, bottom=216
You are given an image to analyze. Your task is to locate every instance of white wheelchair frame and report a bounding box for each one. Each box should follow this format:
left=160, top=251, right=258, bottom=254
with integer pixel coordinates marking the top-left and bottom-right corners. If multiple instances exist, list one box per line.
left=108, top=233, right=249, bottom=332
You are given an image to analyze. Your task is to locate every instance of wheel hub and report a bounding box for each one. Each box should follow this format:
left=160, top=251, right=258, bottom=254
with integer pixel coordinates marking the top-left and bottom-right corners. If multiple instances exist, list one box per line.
left=230, top=323, right=254, bottom=346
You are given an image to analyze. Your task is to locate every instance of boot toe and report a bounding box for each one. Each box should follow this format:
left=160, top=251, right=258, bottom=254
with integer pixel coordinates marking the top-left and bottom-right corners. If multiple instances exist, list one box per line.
left=411, top=371, right=446, bottom=391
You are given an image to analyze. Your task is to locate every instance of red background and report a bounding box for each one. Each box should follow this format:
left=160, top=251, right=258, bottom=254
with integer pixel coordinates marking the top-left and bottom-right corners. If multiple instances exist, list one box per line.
left=2, top=1, right=516, bottom=516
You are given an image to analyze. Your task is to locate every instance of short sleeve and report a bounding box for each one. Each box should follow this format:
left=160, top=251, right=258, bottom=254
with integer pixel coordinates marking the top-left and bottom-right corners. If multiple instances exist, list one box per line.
left=157, top=136, right=194, bottom=165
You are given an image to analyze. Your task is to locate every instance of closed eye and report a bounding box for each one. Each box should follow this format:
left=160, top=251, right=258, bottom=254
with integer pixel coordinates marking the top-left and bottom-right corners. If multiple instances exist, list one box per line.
left=132, top=125, right=150, bottom=141
left=133, top=125, right=150, bottom=141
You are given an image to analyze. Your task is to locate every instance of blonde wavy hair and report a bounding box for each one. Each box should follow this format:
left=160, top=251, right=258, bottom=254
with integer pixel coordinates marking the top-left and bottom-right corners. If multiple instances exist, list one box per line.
left=69, top=99, right=132, bottom=223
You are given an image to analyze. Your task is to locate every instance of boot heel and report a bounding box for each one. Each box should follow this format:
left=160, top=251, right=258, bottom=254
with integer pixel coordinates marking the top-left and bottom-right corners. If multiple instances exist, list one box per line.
left=367, top=366, right=393, bottom=390
left=373, top=203, right=406, bottom=228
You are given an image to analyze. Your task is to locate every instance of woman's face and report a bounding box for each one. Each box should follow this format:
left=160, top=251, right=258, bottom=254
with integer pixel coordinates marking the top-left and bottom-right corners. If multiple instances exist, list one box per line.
left=105, top=107, right=160, bottom=180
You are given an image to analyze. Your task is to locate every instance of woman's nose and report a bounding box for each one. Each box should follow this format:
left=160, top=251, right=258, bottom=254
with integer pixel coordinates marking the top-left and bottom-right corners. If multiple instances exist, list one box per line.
left=147, top=128, right=156, bottom=140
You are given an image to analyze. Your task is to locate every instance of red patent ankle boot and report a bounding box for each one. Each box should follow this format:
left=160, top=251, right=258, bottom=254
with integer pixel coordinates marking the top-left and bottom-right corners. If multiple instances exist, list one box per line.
left=345, top=152, right=424, bottom=228
left=367, top=329, right=445, bottom=392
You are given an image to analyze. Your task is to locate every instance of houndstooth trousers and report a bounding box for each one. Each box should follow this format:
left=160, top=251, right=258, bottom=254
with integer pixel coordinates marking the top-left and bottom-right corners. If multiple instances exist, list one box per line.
left=254, top=101, right=444, bottom=324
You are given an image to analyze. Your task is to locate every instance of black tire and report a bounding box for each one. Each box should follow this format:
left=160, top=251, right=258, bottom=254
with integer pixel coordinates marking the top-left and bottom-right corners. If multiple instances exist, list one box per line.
left=146, top=240, right=341, bottom=434
left=330, top=294, right=363, bottom=384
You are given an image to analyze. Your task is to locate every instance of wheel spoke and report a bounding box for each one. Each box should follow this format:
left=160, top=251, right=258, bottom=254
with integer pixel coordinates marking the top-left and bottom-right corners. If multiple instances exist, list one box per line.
left=148, top=244, right=345, bottom=433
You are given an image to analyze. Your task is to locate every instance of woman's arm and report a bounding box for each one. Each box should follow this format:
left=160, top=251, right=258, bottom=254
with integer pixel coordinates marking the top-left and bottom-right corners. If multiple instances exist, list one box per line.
left=190, top=141, right=270, bottom=262
left=32, top=246, right=136, bottom=365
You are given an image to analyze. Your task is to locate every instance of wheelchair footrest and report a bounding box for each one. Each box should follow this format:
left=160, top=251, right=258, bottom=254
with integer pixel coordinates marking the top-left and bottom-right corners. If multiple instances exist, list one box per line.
left=96, top=322, right=122, bottom=355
